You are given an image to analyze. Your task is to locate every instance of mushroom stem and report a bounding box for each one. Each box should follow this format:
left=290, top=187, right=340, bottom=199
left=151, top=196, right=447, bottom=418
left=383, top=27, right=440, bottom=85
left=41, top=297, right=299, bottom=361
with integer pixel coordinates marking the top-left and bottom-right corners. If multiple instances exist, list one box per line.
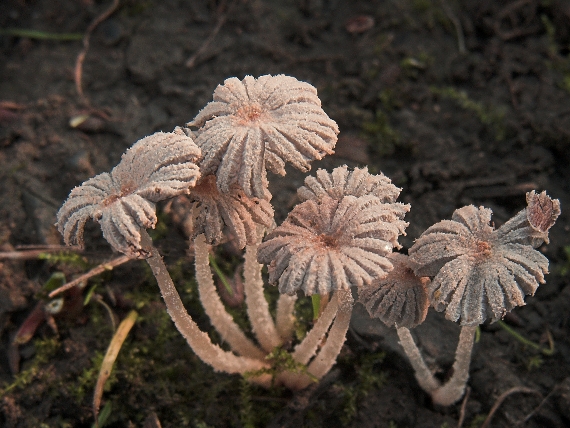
left=396, top=327, right=441, bottom=393
left=275, top=294, right=297, bottom=343
left=243, top=231, right=283, bottom=352
left=307, top=289, right=353, bottom=378
left=194, top=234, right=266, bottom=359
left=431, top=325, right=477, bottom=406
left=292, top=294, right=339, bottom=365
left=287, top=289, right=353, bottom=390
left=141, top=230, right=270, bottom=383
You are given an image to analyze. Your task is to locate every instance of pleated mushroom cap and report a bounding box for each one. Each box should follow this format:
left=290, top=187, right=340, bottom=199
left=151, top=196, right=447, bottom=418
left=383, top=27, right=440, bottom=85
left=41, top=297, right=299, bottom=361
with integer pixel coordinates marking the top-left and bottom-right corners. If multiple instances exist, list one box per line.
left=408, top=191, right=560, bottom=326
left=257, top=194, right=409, bottom=296
left=298, top=165, right=402, bottom=203
left=56, top=130, right=201, bottom=258
left=189, top=75, right=339, bottom=199
left=187, top=174, right=274, bottom=249
left=358, top=253, right=430, bottom=328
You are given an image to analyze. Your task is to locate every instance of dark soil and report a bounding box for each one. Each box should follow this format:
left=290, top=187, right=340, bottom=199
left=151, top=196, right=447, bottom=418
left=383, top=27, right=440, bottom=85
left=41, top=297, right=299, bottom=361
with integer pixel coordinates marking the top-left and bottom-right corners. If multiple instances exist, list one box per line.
left=1, top=0, right=570, bottom=427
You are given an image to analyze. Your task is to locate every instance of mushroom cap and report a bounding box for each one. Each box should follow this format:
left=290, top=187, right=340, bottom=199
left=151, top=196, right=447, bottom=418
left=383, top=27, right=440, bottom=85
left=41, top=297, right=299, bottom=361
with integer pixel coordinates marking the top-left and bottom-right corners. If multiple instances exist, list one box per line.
left=187, top=174, right=274, bottom=249
left=257, top=194, right=409, bottom=296
left=358, top=253, right=430, bottom=328
left=298, top=165, right=402, bottom=204
left=189, top=74, right=339, bottom=199
left=408, top=196, right=557, bottom=326
left=56, top=130, right=201, bottom=258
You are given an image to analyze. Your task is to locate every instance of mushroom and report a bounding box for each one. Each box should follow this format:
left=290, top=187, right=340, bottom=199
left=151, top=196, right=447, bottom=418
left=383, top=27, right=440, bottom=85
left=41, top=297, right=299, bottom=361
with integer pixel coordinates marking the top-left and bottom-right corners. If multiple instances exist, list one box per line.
left=358, top=253, right=429, bottom=329
left=57, top=129, right=202, bottom=258
left=357, top=253, right=438, bottom=393
left=56, top=130, right=272, bottom=383
left=407, top=191, right=560, bottom=406
left=298, top=164, right=402, bottom=203
left=188, top=74, right=339, bottom=199
left=187, top=174, right=274, bottom=250
left=258, top=173, right=410, bottom=388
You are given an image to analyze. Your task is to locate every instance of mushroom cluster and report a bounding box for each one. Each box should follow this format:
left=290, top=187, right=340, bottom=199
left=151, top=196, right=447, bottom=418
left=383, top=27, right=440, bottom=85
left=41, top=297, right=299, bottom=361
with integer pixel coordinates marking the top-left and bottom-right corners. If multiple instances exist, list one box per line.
left=56, top=74, right=561, bottom=405
left=358, top=190, right=560, bottom=406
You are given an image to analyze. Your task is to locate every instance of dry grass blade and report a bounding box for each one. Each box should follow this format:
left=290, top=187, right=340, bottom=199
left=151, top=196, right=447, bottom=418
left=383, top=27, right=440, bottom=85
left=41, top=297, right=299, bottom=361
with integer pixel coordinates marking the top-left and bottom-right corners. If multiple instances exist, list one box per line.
left=0, top=245, right=82, bottom=260
left=185, top=13, right=227, bottom=69
left=48, top=255, right=130, bottom=298
left=93, top=310, right=138, bottom=426
left=75, top=0, right=120, bottom=100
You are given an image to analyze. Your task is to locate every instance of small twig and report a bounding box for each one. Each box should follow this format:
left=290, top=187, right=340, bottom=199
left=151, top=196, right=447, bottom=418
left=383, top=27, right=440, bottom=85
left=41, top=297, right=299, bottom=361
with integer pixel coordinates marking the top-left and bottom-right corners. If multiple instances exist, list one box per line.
left=440, top=0, right=466, bottom=54
left=48, top=254, right=130, bottom=298
left=185, top=13, right=227, bottom=69
left=456, top=386, right=471, bottom=428
left=480, top=386, right=542, bottom=428
left=75, top=0, right=120, bottom=100
left=516, top=382, right=566, bottom=426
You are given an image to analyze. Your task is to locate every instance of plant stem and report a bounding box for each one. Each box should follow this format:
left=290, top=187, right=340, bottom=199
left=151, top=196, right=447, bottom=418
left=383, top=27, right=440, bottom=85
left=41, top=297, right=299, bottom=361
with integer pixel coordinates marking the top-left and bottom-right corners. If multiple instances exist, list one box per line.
left=306, top=289, right=353, bottom=381
left=497, top=320, right=554, bottom=356
left=243, top=228, right=282, bottom=352
left=208, top=253, right=233, bottom=296
left=275, top=294, right=297, bottom=343
left=292, top=294, right=339, bottom=365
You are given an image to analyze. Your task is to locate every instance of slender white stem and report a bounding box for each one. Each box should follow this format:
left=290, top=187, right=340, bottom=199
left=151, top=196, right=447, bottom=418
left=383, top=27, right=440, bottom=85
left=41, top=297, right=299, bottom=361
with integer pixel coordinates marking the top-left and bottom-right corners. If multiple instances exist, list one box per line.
left=243, top=232, right=282, bottom=352
left=431, top=325, right=477, bottom=406
left=275, top=294, right=297, bottom=343
left=193, top=234, right=266, bottom=359
left=292, top=295, right=339, bottom=365
left=140, top=230, right=270, bottom=384
left=396, top=327, right=441, bottom=393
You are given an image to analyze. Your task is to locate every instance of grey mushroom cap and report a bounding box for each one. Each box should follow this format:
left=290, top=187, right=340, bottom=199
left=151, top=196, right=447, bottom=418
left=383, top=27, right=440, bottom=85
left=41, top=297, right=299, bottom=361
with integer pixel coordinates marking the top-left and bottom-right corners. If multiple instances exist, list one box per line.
left=358, top=253, right=430, bottom=328
left=56, top=131, right=201, bottom=258
left=408, top=194, right=559, bottom=326
left=187, top=174, right=274, bottom=249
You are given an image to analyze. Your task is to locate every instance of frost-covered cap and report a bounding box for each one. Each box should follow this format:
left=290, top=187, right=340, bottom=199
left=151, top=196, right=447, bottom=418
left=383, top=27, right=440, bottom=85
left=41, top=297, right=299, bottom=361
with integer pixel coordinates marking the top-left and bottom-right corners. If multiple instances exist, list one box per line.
left=56, top=130, right=201, bottom=258
left=257, top=194, right=408, bottom=296
left=298, top=165, right=402, bottom=203
left=408, top=191, right=560, bottom=326
left=189, top=75, right=339, bottom=199
left=358, top=253, right=430, bottom=328
left=187, top=174, right=274, bottom=249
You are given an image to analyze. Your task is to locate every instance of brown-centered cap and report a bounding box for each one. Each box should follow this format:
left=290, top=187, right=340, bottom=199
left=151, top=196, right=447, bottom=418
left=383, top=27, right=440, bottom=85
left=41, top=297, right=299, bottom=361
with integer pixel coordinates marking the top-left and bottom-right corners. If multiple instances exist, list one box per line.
left=56, top=131, right=201, bottom=258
